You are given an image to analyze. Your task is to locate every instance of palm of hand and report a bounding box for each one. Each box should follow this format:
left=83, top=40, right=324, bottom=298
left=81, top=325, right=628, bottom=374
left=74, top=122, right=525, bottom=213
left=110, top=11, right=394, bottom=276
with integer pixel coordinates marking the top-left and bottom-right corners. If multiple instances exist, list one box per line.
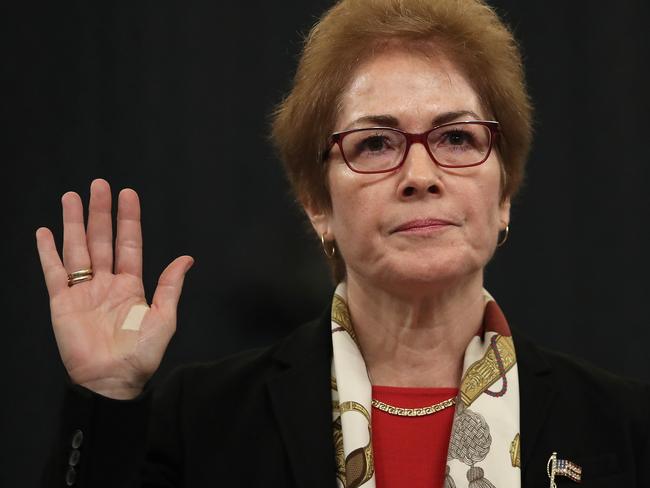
left=36, top=179, right=193, bottom=399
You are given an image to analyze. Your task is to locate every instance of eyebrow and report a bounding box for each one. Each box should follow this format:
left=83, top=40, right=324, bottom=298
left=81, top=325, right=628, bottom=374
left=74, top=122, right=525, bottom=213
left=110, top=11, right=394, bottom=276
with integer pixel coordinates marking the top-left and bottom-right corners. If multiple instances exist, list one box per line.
left=342, top=110, right=483, bottom=131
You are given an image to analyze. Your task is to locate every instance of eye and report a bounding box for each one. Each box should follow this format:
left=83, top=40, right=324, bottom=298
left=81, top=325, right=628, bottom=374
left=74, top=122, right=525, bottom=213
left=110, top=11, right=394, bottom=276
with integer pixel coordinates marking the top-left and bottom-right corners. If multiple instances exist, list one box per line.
left=444, top=129, right=474, bottom=147
left=428, top=123, right=491, bottom=166
left=361, top=134, right=390, bottom=152
left=342, top=128, right=404, bottom=168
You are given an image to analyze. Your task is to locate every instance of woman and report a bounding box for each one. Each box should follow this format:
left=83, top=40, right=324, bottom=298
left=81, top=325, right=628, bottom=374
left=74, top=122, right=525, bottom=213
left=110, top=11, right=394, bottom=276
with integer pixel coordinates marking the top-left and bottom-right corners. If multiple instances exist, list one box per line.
left=38, top=0, right=649, bottom=487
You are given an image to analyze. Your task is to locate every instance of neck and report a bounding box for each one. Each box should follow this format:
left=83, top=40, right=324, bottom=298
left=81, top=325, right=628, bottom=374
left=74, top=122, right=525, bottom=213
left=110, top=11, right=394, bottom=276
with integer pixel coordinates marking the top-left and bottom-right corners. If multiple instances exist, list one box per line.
left=345, top=271, right=486, bottom=388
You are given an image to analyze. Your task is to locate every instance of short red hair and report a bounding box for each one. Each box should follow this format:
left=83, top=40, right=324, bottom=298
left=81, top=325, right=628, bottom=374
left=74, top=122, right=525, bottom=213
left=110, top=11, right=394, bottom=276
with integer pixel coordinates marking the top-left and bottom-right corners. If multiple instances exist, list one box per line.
left=271, top=0, right=533, bottom=280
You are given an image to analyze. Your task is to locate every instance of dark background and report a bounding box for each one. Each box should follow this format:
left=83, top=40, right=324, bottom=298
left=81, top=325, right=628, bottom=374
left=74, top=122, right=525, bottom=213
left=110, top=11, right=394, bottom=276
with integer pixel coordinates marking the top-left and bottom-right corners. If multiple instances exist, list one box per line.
left=3, top=1, right=649, bottom=487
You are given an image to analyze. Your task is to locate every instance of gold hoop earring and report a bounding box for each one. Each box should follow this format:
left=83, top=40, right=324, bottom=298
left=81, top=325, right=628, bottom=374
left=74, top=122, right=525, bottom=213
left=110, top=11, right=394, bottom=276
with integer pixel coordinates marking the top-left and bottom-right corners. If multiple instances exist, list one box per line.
left=320, top=234, right=336, bottom=258
left=497, top=225, right=509, bottom=247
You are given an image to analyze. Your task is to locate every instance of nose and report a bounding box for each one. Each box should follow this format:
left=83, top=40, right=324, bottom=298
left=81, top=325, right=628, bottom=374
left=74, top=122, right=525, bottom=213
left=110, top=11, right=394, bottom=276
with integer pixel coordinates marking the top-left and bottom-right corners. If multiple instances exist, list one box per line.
left=397, top=141, right=442, bottom=199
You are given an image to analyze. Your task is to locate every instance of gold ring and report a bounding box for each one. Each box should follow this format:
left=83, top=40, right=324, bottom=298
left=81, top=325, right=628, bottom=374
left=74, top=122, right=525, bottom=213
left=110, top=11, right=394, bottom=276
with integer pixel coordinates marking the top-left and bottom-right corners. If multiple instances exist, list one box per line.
left=67, top=268, right=93, bottom=287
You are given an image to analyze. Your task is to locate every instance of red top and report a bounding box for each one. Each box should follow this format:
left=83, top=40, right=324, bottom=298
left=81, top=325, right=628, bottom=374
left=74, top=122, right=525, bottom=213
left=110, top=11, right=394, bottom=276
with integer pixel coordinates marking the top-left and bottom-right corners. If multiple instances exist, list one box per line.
left=371, top=385, right=458, bottom=488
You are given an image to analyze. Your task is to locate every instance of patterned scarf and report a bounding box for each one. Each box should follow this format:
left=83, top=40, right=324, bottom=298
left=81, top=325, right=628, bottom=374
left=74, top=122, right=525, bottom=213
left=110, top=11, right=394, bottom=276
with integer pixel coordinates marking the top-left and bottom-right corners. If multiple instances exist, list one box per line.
left=331, top=282, right=521, bottom=488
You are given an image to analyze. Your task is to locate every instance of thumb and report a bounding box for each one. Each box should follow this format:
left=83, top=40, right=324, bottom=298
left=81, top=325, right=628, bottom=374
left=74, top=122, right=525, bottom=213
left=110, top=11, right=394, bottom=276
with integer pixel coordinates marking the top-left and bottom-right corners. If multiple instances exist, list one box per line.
left=151, top=255, right=194, bottom=317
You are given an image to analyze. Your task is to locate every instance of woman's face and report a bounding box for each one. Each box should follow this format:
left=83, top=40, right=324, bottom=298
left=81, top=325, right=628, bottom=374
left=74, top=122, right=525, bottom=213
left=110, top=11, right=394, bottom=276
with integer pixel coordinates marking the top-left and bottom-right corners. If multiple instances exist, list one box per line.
left=308, top=49, right=510, bottom=294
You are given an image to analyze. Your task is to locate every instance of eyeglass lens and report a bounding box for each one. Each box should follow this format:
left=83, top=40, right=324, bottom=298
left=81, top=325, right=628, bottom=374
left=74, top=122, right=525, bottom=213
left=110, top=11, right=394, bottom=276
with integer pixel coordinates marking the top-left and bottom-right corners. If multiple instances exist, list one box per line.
left=341, top=123, right=492, bottom=172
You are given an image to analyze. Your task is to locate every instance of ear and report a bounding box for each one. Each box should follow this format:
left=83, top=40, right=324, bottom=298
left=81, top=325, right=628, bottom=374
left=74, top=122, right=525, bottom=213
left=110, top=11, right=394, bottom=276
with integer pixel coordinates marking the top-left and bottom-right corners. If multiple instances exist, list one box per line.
left=499, top=195, right=511, bottom=230
left=303, top=200, right=334, bottom=239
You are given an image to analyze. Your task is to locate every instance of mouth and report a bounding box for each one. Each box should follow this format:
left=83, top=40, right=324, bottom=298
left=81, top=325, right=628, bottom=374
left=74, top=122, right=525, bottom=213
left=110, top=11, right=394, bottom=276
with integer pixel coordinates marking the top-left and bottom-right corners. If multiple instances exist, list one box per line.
left=391, top=218, right=458, bottom=234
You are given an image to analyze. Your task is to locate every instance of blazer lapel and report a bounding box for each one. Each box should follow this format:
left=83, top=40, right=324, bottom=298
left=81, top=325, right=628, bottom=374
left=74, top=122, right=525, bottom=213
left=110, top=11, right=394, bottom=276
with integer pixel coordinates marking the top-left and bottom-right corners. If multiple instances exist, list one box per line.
left=266, top=313, right=337, bottom=488
left=264, top=316, right=560, bottom=487
left=513, top=328, right=559, bottom=484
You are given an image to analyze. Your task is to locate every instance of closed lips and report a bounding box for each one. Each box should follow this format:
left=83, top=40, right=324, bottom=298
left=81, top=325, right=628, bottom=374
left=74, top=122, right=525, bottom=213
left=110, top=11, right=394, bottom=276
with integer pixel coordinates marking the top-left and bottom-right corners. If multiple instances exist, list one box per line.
left=391, top=219, right=457, bottom=233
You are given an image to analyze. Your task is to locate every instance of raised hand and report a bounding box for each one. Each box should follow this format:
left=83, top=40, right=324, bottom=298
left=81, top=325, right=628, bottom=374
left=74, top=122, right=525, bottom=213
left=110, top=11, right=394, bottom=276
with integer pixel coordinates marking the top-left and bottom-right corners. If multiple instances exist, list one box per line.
left=36, top=179, right=194, bottom=399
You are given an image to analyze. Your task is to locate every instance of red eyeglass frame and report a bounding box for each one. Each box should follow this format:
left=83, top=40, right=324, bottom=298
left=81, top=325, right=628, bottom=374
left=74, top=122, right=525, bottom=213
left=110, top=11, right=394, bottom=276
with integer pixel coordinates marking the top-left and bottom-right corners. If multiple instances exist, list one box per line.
left=326, top=120, right=500, bottom=174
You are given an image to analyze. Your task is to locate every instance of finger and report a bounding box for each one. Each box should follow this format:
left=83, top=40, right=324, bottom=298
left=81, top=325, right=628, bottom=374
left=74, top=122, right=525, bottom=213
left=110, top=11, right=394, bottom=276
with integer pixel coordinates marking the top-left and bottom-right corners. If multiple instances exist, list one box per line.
left=151, top=256, right=194, bottom=319
left=115, top=189, right=143, bottom=277
left=62, top=192, right=91, bottom=274
left=86, top=179, right=113, bottom=273
left=35, top=227, right=68, bottom=297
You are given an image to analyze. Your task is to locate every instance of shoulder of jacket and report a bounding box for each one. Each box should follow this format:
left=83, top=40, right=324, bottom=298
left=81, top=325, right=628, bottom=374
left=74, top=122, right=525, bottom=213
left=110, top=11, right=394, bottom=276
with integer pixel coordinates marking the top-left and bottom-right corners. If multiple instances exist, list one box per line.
left=513, top=326, right=649, bottom=395
left=160, top=314, right=328, bottom=393
left=517, top=335, right=650, bottom=431
left=535, top=343, right=649, bottom=395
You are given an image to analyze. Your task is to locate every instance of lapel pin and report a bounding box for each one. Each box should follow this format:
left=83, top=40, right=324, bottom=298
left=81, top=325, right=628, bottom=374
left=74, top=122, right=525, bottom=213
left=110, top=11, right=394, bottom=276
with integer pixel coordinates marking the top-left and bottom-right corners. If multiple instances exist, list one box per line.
left=547, top=452, right=582, bottom=487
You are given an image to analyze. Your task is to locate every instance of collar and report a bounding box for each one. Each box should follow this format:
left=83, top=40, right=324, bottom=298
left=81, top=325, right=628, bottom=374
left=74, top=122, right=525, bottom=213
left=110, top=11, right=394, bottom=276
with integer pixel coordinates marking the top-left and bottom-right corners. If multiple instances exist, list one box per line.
left=267, top=309, right=558, bottom=486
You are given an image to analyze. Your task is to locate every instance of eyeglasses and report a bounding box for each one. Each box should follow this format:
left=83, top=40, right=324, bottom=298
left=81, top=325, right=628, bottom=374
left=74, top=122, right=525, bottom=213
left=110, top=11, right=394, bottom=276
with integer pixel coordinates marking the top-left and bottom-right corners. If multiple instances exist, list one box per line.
left=327, top=120, right=499, bottom=174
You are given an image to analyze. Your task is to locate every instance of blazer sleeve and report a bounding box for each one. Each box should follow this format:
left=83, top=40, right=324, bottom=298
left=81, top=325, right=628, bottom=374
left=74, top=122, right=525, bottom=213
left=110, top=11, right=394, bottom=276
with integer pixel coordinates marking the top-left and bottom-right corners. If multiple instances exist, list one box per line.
left=42, top=368, right=186, bottom=488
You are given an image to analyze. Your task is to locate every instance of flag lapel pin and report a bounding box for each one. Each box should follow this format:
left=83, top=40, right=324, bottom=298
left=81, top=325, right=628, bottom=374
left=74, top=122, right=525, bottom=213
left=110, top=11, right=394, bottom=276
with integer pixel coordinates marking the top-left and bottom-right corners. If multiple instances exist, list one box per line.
left=547, top=452, right=582, bottom=487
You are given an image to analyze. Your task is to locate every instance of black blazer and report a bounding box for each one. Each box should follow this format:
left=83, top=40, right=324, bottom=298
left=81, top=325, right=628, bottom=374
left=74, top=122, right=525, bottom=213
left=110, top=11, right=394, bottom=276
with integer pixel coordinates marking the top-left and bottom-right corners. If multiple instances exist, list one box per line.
left=44, top=312, right=650, bottom=488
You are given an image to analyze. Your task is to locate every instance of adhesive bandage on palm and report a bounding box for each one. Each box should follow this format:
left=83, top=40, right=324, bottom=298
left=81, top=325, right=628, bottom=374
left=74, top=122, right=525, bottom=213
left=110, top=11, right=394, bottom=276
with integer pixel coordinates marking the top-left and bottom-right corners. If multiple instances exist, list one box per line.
left=120, top=303, right=149, bottom=331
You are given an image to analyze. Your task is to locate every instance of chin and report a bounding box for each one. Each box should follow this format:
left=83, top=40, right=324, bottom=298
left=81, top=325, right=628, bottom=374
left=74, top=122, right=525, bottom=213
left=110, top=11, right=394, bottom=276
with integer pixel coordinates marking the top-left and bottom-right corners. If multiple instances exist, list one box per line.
left=365, top=251, right=486, bottom=295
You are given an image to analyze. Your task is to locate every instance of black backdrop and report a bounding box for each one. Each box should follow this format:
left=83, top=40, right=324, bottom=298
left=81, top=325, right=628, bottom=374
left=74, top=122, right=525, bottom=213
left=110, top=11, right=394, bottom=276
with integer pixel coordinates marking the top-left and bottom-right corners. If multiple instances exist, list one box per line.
left=3, top=1, right=649, bottom=487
